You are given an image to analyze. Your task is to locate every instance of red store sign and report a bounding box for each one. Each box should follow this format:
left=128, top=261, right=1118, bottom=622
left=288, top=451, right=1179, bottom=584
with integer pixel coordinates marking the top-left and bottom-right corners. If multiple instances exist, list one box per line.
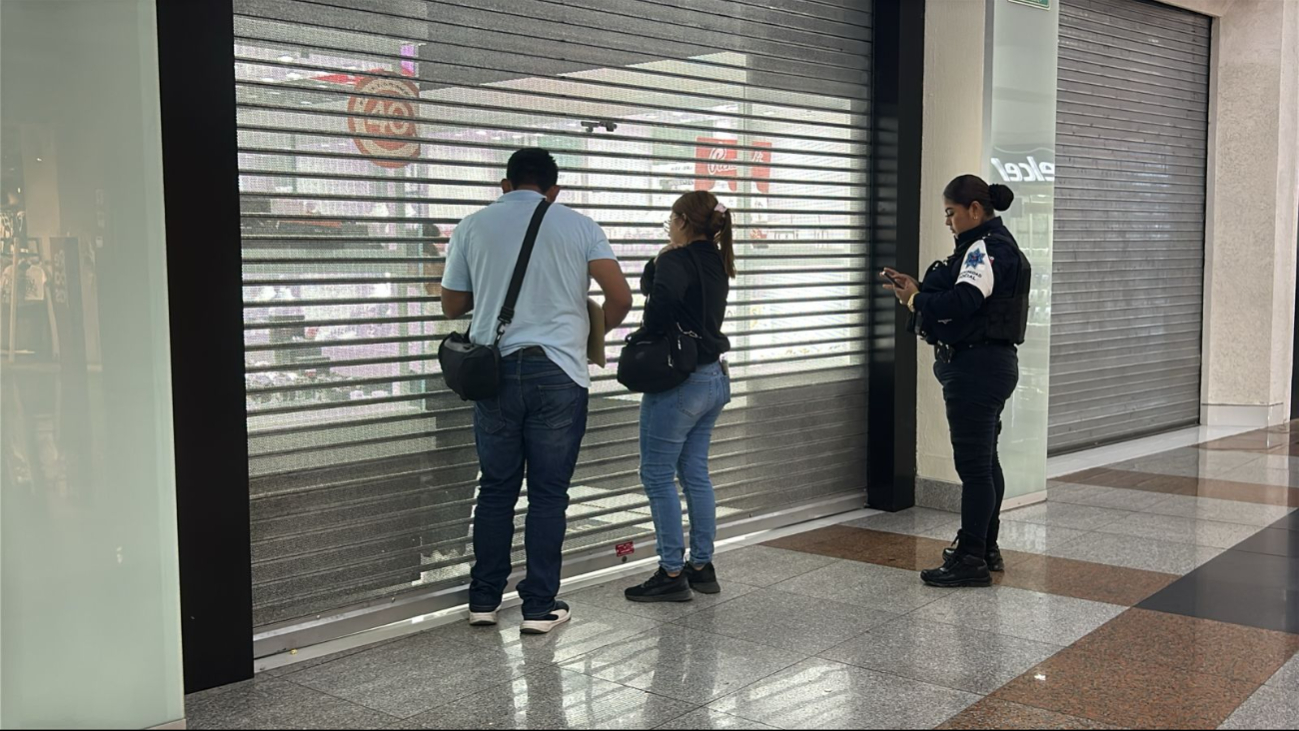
left=347, top=76, right=420, bottom=169
left=695, top=138, right=773, bottom=193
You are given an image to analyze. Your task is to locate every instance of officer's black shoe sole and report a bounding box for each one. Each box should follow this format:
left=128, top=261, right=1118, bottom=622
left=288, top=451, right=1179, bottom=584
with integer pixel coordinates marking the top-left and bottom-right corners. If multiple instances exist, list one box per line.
left=922, top=573, right=993, bottom=588
left=943, top=548, right=1005, bottom=572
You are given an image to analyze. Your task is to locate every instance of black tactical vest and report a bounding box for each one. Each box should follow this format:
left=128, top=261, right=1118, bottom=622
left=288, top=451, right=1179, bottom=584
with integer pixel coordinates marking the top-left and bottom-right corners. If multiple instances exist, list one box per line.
left=983, top=235, right=1031, bottom=345
left=915, top=231, right=1031, bottom=346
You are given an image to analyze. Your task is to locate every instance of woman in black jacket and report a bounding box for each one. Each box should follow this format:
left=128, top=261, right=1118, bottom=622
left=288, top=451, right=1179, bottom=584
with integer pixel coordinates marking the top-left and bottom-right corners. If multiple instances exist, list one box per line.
left=625, top=190, right=734, bottom=603
left=883, top=175, right=1031, bottom=588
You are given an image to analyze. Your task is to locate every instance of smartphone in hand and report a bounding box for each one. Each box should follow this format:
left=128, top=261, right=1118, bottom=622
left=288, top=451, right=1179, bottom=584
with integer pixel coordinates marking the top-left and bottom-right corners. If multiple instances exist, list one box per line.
left=880, top=270, right=908, bottom=289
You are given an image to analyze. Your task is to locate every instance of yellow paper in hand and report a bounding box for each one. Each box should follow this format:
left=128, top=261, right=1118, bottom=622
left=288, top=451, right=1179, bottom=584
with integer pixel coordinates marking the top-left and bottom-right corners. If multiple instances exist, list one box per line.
left=586, top=298, right=607, bottom=368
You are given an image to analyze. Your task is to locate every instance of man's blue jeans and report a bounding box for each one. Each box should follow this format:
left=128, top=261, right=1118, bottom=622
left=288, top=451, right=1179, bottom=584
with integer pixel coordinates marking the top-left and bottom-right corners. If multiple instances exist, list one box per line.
left=468, top=351, right=588, bottom=619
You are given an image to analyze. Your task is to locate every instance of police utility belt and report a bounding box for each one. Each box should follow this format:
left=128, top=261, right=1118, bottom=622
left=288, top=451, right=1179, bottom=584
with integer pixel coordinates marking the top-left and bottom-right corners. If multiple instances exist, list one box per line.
left=933, top=340, right=1014, bottom=364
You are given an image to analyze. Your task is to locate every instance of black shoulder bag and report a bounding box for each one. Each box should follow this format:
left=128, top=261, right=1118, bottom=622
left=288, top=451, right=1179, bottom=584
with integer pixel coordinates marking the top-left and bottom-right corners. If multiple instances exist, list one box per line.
left=617, top=247, right=707, bottom=394
left=438, top=200, right=550, bottom=401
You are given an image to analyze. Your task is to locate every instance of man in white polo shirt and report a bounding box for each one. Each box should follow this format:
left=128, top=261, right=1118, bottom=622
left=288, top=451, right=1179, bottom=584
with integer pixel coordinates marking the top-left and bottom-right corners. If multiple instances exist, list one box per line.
left=441, top=148, right=632, bottom=634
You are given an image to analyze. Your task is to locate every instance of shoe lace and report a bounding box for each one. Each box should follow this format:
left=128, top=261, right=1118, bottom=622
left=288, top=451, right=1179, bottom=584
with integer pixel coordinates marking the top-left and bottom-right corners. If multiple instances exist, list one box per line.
left=644, top=568, right=673, bottom=587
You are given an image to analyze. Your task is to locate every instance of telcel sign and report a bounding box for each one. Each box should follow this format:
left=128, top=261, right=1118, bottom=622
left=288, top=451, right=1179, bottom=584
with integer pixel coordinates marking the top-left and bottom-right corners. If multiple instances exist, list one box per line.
left=991, top=156, right=1055, bottom=183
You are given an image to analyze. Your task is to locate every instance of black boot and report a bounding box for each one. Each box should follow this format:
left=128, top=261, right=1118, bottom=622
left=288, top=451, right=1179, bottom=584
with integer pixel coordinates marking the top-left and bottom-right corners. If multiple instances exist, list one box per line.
left=986, top=518, right=1006, bottom=572
left=625, top=568, right=693, bottom=603
left=943, top=538, right=1005, bottom=572
left=924, top=534, right=992, bottom=588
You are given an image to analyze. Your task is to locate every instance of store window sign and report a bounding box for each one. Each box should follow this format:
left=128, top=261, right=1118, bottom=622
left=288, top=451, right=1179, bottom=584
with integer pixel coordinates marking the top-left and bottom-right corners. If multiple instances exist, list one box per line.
left=695, top=138, right=772, bottom=193
left=991, top=156, right=1055, bottom=183
left=347, top=76, right=420, bottom=169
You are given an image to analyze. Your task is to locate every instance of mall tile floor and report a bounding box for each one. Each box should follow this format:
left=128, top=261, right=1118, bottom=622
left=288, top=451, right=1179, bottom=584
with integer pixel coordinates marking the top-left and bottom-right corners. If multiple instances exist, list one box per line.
left=188, top=424, right=1299, bottom=730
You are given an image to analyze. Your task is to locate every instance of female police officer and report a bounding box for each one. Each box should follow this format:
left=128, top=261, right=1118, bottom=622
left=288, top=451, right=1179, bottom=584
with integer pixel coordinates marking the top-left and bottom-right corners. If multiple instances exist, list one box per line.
left=882, top=174, right=1030, bottom=588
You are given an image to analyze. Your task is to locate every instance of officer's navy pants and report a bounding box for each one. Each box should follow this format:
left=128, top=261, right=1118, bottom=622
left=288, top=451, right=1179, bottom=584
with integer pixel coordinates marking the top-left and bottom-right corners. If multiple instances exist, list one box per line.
left=934, top=344, right=1020, bottom=556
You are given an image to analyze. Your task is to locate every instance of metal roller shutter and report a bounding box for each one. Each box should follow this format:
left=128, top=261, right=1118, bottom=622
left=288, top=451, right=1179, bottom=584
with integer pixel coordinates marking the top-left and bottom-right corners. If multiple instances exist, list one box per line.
left=234, top=0, right=873, bottom=632
left=1050, top=0, right=1209, bottom=453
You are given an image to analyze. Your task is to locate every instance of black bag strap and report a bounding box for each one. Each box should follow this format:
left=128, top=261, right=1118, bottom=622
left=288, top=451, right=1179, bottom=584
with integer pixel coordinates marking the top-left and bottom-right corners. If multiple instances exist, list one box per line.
left=679, top=245, right=710, bottom=336
left=495, top=199, right=551, bottom=343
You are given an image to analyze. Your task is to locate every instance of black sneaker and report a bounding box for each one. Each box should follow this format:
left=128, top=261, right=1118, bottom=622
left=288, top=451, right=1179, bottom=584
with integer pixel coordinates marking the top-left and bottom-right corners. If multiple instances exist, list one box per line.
left=921, top=552, right=993, bottom=588
left=520, top=600, right=571, bottom=634
left=943, top=544, right=1005, bottom=572
left=684, top=563, right=721, bottom=594
left=624, top=568, right=693, bottom=603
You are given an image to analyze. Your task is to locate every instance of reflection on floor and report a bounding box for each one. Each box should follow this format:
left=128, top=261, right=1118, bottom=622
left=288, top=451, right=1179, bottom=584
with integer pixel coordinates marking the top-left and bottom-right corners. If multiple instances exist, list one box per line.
left=188, top=424, right=1299, bottom=730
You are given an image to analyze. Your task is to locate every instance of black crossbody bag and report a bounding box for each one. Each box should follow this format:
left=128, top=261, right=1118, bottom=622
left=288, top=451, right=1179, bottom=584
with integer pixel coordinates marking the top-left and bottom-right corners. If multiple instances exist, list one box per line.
left=438, top=200, right=550, bottom=401
left=617, top=247, right=708, bottom=394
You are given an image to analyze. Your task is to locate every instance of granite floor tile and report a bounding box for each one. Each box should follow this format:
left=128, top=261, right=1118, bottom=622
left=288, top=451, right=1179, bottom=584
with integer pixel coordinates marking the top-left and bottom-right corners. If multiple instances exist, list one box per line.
left=818, top=617, right=1062, bottom=695
left=185, top=677, right=398, bottom=730
left=1199, top=431, right=1293, bottom=453
left=1236, top=452, right=1299, bottom=472
left=1070, top=608, right=1299, bottom=685
left=816, top=529, right=956, bottom=570
left=676, top=589, right=897, bottom=654
left=1219, top=684, right=1299, bottom=730
left=1120, top=472, right=1200, bottom=496
left=1216, top=460, right=1299, bottom=489
left=995, top=555, right=1179, bottom=606
left=771, top=560, right=949, bottom=614
left=428, top=604, right=662, bottom=665
left=1144, top=495, right=1297, bottom=526
left=558, top=625, right=804, bottom=705
left=1045, top=532, right=1224, bottom=575
left=794, top=527, right=918, bottom=562
left=989, top=520, right=1090, bottom=554
left=653, top=708, right=779, bottom=730
left=936, top=698, right=1119, bottom=730
left=1267, top=652, right=1299, bottom=689
left=1107, top=448, right=1248, bottom=480
left=991, top=646, right=1258, bottom=730
left=392, top=666, right=696, bottom=730
left=843, top=507, right=962, bottom=536
left=708, top=658, right=981, bottom=730
left=761, top=524, right=864, bottom=553
left=260, top=639, right=404, bottom=679
left=1045, top=482, right=1173, bottom=512
left=1092, top=512, right=1263, bottom=549
left=711, top=545, right=840, bottom=587
left=288, top=632, right=529, bottom=718
left=564, top=573, right=761, bottom=623
left=1000, top=502, right=1133, bottom=531
left=1045, top=482, right=1123, bottom=506
left=910, top=586, right=1125, bottom=646
left=1182, top=479, right=1299, bottom=508
left=1057, top=467, right=1160, bottom=489
left=914, top=518, right=965, bottom=542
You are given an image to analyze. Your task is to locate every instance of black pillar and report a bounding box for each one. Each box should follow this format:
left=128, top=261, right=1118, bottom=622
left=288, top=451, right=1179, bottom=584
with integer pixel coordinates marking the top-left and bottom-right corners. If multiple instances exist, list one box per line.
left=156, top=0, right=253, bottom=693
left=867, top=0, right=924, bottom=511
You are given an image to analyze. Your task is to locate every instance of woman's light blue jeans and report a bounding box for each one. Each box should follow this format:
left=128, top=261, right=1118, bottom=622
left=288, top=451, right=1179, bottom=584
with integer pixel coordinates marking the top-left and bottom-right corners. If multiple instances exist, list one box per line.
left=638, top=361, right=731, bottom=573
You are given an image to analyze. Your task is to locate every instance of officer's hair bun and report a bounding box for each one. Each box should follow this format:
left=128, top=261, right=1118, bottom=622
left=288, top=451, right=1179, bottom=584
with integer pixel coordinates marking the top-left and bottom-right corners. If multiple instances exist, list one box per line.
left=989, top=184, right=1015, bottom=212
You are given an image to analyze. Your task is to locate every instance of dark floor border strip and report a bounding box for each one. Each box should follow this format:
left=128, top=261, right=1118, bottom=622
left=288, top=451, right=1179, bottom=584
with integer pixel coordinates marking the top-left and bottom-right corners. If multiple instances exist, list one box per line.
left=1138, top=511, right=1299, bottom=635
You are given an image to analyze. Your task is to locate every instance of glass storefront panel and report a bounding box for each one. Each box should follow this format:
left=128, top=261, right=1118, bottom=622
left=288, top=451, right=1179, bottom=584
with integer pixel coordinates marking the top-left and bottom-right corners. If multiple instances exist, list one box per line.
left=985, top=0, right=1060, bottom=502
left=0, top=0, right=184, bottom=727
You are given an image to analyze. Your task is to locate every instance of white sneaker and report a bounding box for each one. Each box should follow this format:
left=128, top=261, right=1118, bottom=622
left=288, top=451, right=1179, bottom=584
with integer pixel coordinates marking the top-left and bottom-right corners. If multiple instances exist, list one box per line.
left=520, top=601, right=571, bottom=635
left=468, top=607, right=499, bottom=626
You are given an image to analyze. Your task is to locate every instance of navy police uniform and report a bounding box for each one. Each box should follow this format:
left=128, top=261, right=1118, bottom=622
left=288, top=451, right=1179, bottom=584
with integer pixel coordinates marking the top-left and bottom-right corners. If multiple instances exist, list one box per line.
left=909, top=216, right=1030, bottom=560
